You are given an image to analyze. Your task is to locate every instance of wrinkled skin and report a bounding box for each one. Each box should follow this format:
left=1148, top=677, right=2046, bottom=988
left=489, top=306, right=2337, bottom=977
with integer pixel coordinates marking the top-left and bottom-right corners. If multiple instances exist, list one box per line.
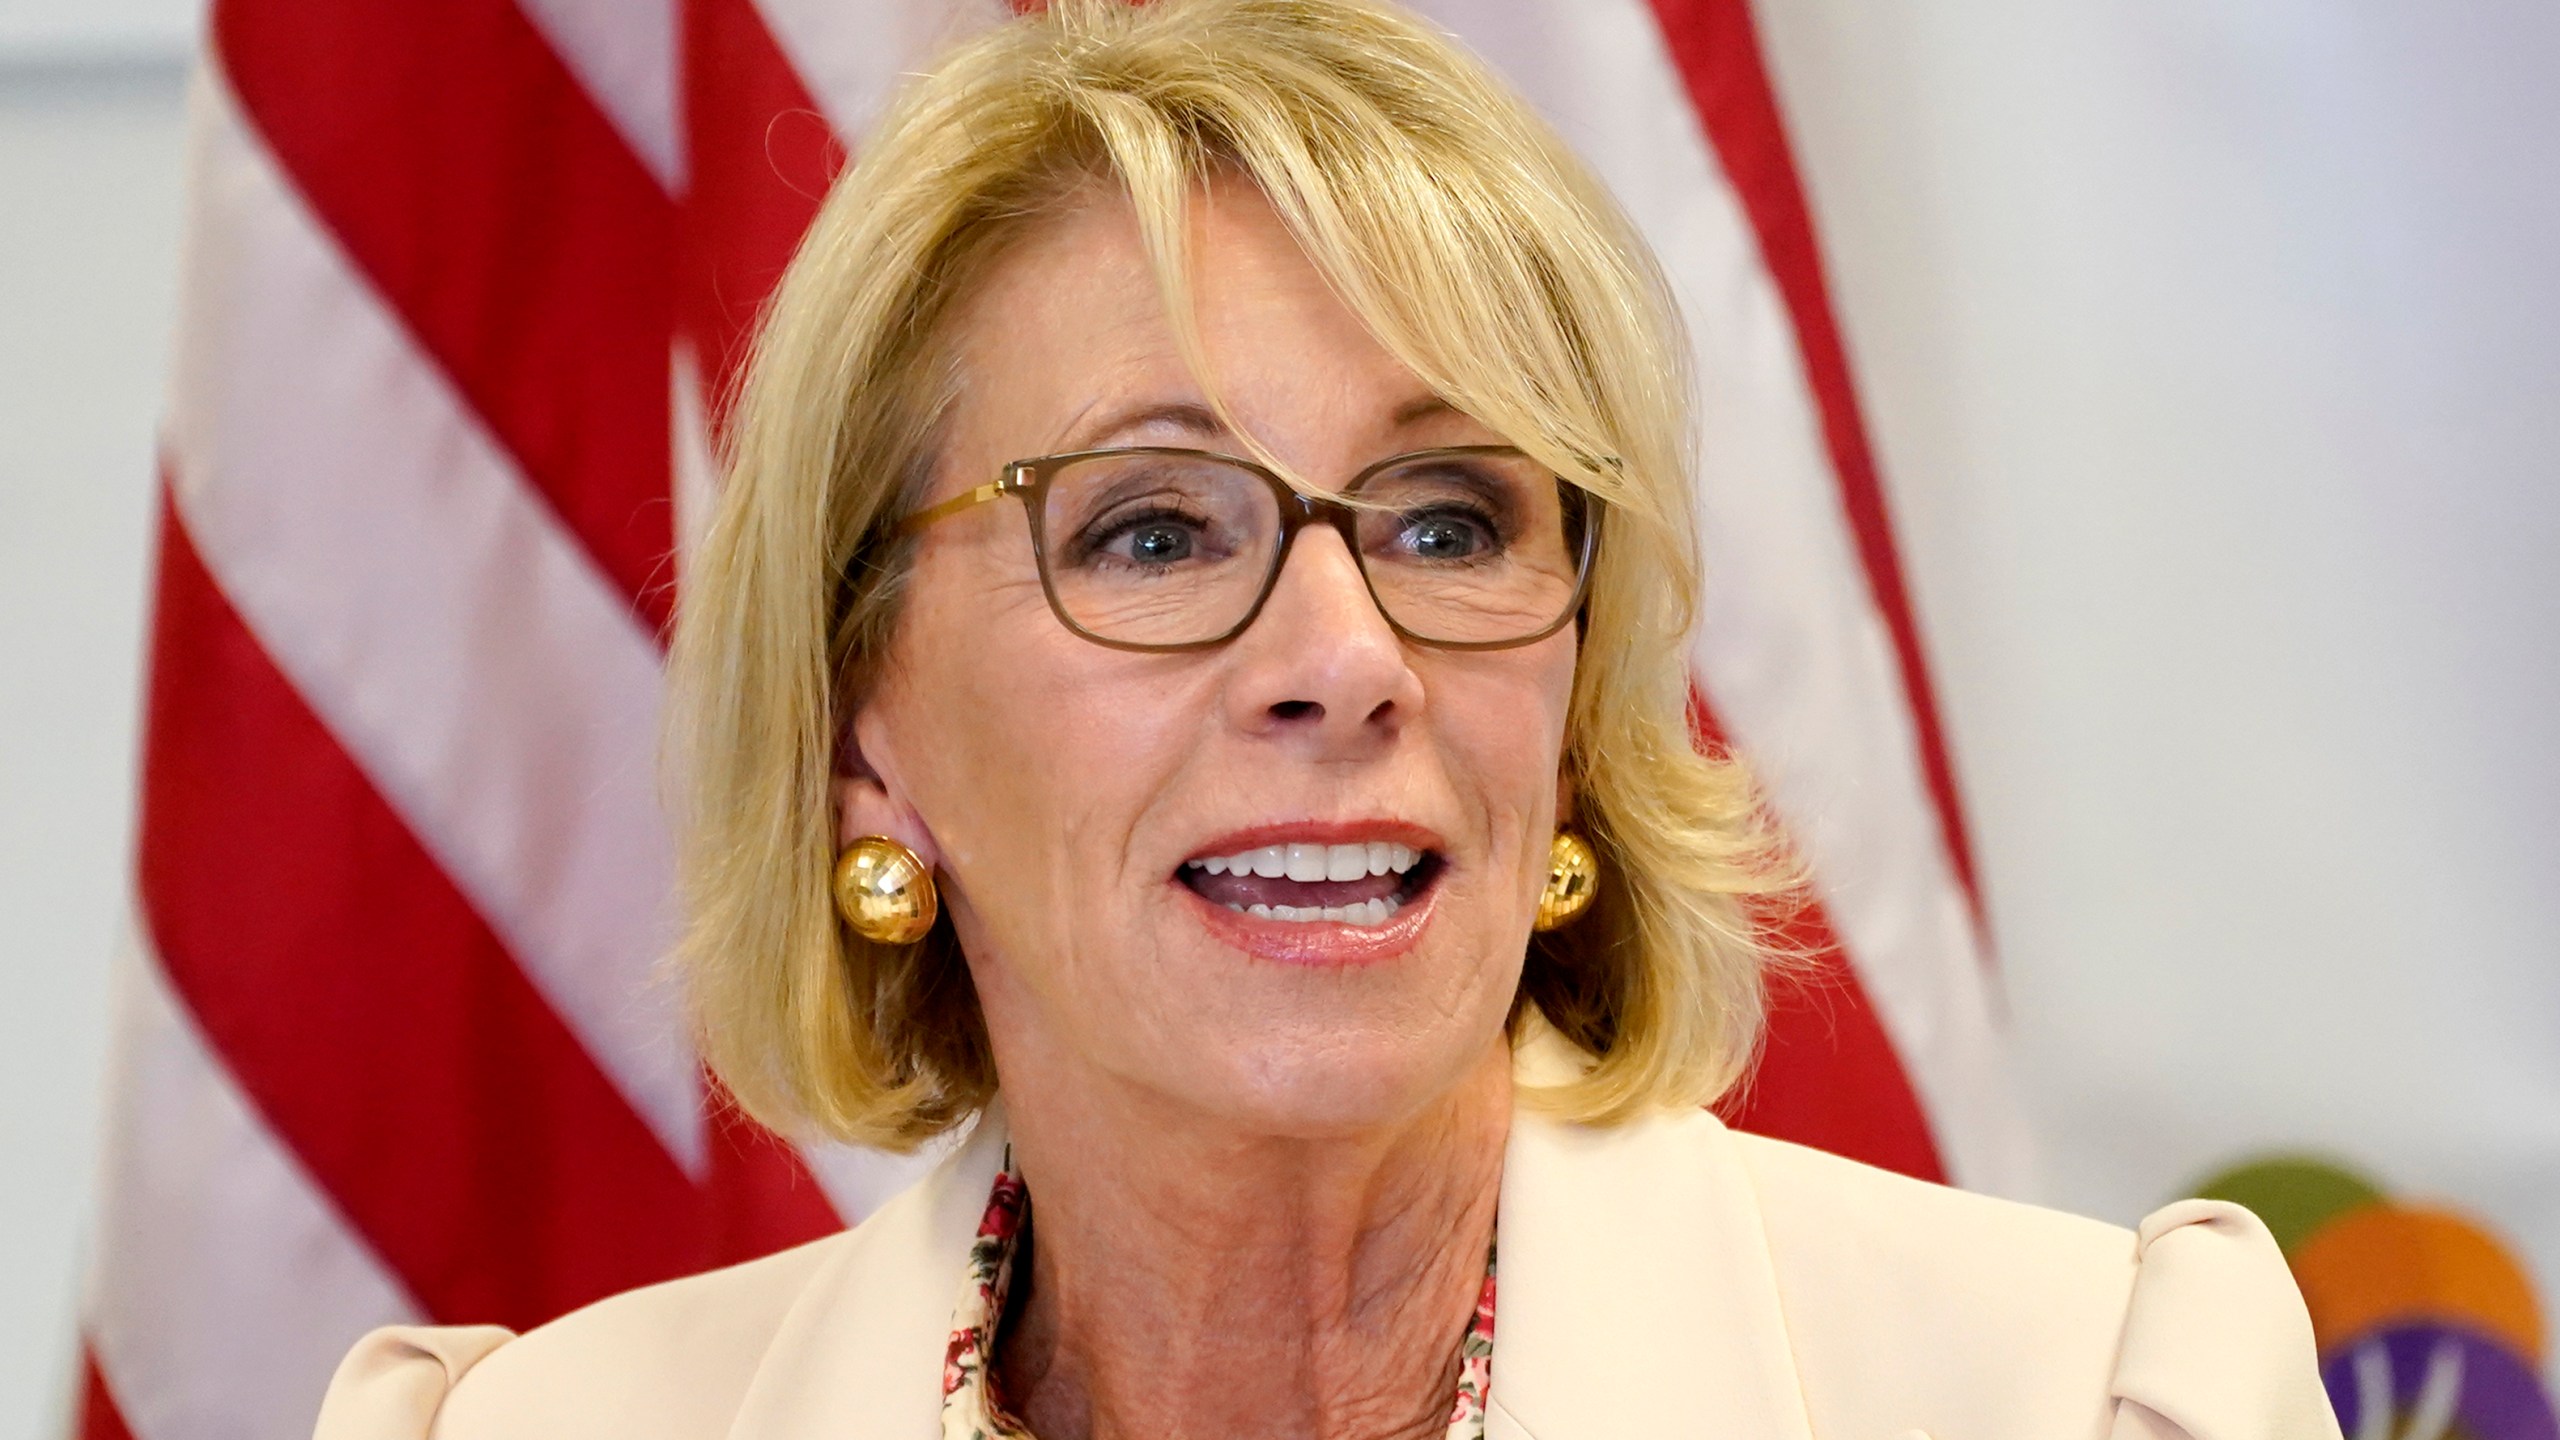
left=838, top=177, right=1577, bottom=1440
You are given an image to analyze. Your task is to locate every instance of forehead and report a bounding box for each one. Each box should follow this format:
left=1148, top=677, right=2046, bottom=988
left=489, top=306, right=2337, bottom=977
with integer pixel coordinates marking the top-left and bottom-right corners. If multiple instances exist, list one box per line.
left=939, top=175, right=1469, bottom=463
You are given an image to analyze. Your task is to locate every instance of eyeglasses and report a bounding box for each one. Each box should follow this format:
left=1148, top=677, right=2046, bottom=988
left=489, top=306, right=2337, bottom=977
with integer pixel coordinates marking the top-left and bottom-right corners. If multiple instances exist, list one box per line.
left=897, top=445, right=1600, bottom=652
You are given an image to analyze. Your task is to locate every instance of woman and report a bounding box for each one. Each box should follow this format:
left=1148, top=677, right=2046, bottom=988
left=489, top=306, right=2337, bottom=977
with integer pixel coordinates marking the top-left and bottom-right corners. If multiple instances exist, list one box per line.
left=317, top=1, right=2339, bottom=1437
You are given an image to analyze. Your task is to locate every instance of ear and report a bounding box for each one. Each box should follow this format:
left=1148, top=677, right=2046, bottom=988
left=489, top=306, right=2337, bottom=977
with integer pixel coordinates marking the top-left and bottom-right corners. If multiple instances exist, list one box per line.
left=1554, top=765, right=1576, bottom=829
left=836, top=707, right=942, bottom=869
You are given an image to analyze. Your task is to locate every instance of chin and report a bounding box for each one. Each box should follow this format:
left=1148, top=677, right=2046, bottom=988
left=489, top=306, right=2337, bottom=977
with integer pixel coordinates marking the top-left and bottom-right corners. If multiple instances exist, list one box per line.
left=1164, top=1017, right=1508, bottom=1140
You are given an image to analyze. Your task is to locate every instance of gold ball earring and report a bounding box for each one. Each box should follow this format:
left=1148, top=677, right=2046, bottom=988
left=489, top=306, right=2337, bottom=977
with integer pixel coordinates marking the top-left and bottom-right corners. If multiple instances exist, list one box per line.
left=1534, top=830, right=1600, bottom=932
left=832, top=836, right=939, bottom=945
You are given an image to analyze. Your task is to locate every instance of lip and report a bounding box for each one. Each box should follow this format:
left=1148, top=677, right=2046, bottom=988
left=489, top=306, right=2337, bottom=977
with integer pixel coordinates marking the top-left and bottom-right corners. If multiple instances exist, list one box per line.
left=1171, top=818, right=1449, bottom=968
left=1177, top=818, right=1447, bottom=865
left=1176, top=873, right=1441, bottom=968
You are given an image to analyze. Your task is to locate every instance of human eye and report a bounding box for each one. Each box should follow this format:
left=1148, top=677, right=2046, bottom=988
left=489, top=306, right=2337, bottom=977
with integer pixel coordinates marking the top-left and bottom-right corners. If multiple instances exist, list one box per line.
left=1063, top=496, right=1234, bottom=573
left=1366, top=458, right=1520, bottom=565
left=1070, top=502, right=1208, bottom=568
left=1389, top=503, right=1503, bottom=562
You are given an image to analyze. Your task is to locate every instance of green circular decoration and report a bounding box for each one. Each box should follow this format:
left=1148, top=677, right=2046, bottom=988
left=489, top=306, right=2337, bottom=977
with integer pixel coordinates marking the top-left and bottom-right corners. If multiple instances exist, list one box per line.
left=2190, top=1154, right=2389, bottom=1257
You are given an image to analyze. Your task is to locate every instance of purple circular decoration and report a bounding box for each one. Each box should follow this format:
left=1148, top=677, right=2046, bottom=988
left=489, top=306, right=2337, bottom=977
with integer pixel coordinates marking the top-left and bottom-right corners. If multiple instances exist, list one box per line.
left=2321, top=1323, right=2558, bottom=1440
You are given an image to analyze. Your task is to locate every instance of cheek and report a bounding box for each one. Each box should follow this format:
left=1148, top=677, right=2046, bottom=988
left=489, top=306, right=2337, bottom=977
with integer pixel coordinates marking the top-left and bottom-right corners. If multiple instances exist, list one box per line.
left=879, top=555, right=1212, bottom=926
left=1430, top=635, right=1577, bottom=823
left=1438, top=638, right=1579, bottom=948
left=874, top=562, right=1051, bottom=832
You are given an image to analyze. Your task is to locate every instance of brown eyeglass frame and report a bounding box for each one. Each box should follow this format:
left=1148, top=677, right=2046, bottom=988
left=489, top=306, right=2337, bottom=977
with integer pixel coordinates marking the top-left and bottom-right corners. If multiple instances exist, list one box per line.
left=895, top=444, right=1602, bottom=653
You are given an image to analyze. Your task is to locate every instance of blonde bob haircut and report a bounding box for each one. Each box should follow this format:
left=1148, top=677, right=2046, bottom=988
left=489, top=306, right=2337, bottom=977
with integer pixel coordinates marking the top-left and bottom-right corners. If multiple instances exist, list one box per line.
left=671, top=0, right=1790, bottom=1151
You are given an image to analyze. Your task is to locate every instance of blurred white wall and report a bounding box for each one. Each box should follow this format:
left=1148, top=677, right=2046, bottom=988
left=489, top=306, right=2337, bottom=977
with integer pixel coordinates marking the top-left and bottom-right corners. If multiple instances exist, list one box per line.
left=0, top=0, right=193, bottom=64
left=1756, top=0, right=2560, bottom=1315
left=0, top=34, right=189, bottom=1440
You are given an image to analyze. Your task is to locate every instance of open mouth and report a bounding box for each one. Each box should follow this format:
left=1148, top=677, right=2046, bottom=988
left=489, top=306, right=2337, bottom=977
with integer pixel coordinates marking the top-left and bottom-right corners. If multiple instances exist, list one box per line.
left=1177, top=841, right=1444, bottom=928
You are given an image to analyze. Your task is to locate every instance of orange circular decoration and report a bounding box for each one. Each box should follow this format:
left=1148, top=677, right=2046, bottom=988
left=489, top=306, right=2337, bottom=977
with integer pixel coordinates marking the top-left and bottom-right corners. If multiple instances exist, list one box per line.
left=2290, top=1204, right=2545, bottom=1364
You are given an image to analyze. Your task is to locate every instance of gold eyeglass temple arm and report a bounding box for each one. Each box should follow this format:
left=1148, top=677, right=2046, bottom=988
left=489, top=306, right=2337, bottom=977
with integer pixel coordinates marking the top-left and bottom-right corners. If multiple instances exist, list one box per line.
left=895, top=474, right=1025, bottom=536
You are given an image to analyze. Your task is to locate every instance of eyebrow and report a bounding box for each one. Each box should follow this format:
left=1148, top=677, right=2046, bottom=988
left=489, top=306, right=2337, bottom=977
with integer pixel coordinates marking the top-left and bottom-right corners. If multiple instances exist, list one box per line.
left=1060, top=393, right=1468, bottom=453
left=1390, top=394, right=1462, bottom=428
left=1062, top=400, right=1229, bottom=452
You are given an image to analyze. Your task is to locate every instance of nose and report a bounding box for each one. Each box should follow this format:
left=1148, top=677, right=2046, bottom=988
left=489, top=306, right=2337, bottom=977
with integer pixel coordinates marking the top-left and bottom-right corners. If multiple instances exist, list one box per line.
left=1222, top=523, right=1424, bottom=752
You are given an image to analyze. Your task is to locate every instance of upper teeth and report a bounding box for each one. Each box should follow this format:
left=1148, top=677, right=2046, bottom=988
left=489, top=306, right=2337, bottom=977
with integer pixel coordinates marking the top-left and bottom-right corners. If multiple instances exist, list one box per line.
left=1187, top=841, right=1421, bottom=881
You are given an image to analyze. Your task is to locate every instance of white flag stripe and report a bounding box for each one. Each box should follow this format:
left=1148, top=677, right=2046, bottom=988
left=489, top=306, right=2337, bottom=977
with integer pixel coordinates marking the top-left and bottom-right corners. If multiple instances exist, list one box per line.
left=511, top=0, right=684, bottom=191
left=1412, top=0, right=2031, bottom=1192
left=670, top=341, right=721, bottom=581
left=86, top=926, right=419, bottom=1440
left=749, top=0, right=1010, bottom=143
left=164, top=61, right=706, bottom=1169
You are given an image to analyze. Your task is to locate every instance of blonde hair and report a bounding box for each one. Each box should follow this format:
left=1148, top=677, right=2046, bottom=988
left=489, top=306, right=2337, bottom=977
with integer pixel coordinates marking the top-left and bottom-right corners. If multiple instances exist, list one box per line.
left=670, top=0, right=1789, bottom=1150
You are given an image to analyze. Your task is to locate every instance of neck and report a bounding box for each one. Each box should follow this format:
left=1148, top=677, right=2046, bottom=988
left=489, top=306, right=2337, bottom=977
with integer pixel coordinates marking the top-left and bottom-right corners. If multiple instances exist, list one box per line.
left=992, top=1043, right=1511, bottom=1440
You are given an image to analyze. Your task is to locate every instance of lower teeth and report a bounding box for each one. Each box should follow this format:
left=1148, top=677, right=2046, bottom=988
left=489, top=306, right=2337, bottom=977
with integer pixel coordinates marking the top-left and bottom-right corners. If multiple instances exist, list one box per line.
left=1230, top=897, right=1403, bottom=928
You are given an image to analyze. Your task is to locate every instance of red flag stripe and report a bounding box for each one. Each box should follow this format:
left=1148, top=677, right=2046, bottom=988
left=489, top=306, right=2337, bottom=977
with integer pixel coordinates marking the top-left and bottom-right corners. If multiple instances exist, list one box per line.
left=180, top=18, right=850, bottom=1237
left=1728, top=906, right=1950, bottom=1182
left=84, top=922, right=418, bottom=1440
left=173, top=46, right=705, bottom=1165
left=139, top=491, right=701, bottom=1326
left=663, top=4, right=891, bottom=1237
left=1691, top=689, right=1947, bottom=1181
left=512, top=0, right=685, bottom=188
left=679, top=0, right=843, bottom=428
left=1643, top=0, right=1984, bottom=917
left=137, top=493, right=830, bottom=1330
left=738, top=1, right=1011, bottom=149
left=73, top=1353, right=136, bottom=1440
left=209, top=0, right=679, bottom=636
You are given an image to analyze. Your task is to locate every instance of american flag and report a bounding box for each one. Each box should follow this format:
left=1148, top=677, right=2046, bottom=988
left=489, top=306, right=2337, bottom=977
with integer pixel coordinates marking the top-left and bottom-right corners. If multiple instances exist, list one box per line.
left=76, top=2, right=2028, bottom=1435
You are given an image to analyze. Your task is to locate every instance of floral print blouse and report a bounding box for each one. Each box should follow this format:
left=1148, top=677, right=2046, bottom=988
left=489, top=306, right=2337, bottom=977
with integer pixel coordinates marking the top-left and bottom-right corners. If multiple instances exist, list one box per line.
left=940, top=1154, right=1497, bottom=1440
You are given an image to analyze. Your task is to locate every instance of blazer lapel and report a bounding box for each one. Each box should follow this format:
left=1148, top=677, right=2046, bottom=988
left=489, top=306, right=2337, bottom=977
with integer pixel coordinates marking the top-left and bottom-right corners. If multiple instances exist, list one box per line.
left=1492, top=1048, right=1816, bottom=1440
left=727, top=1108, right=1011, bottom=1440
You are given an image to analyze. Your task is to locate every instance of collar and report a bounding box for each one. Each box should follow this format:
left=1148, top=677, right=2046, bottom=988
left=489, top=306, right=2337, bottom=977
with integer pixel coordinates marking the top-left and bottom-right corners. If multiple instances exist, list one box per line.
left=729, top=1047, right=1814, bottom=1440
left=1487, top=1037, right=1815, bottom=1440
left=725, top=1107, right=1012, bottom=1440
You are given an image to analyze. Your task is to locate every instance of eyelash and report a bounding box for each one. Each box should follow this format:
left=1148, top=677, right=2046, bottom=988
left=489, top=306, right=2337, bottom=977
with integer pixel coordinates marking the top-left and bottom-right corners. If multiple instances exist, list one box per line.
left=1067, top=502, right=1214, bottom=563
left=1383, top=500, right=1506, bottom=550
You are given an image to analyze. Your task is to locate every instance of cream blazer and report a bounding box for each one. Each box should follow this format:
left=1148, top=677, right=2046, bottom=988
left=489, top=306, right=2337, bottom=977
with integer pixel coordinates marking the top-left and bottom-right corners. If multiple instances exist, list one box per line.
left=314, top=1086, right=2342, bottom=1440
